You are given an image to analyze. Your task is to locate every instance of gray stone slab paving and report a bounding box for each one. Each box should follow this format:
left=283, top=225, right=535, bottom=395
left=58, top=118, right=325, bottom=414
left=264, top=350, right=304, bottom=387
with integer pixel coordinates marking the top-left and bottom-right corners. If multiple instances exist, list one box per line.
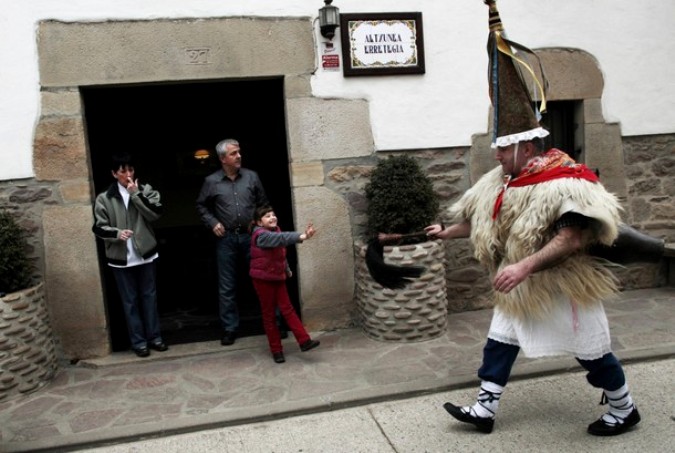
left=0, top=287, right=673, bottom=452
left=86, top=359, right=675, bottom=453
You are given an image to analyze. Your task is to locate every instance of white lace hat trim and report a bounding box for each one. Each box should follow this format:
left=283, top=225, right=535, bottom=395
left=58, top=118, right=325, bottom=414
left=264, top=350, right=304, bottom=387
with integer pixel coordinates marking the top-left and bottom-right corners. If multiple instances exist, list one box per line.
left=491, top=127, right=550, bottom=148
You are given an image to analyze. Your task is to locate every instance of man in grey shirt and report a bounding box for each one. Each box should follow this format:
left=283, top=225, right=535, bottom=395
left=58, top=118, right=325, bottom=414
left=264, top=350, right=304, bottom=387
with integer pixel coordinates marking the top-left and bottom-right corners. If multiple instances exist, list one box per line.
left=196, top=138, right=268, bottom=346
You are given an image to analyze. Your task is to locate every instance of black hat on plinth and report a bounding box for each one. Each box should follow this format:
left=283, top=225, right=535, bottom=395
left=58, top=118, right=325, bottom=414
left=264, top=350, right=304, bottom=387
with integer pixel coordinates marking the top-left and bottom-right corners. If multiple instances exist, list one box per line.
left=484, top=0, right=549, bottom=148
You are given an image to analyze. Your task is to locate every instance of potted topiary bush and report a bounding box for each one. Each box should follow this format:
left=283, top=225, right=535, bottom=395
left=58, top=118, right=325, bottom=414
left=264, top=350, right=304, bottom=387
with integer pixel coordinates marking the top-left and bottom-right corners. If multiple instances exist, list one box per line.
left=365, top=154, right=440, bottom=244
left=0, top=209, right=57, bottom=400
left=355, top=155, right=448, bottom=342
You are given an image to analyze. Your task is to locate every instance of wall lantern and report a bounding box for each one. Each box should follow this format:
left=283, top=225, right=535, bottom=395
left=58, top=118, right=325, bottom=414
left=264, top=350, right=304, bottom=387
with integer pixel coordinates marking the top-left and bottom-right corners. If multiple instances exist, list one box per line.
left=319, top=0, right=340, bottom=40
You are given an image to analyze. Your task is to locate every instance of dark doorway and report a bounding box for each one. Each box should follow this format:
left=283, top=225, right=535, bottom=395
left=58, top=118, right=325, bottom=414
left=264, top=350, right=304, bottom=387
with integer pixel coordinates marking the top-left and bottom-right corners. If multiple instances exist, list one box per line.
left=540, top=100, right=579, bottom=160
left=82, top=78, right=297, bottom=351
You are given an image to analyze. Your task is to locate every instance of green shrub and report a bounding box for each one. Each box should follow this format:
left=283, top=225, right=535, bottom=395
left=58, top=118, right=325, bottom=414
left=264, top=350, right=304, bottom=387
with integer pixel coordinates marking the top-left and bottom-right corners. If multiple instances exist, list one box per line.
left=0, top=210, right=34, bottom=294
left=365, top=155, right=439, bottom=241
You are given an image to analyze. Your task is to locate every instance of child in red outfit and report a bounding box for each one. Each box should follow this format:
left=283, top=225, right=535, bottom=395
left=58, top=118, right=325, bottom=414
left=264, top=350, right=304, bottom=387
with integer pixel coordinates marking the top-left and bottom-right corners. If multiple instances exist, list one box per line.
left=249, top=206, right=320, bottom=363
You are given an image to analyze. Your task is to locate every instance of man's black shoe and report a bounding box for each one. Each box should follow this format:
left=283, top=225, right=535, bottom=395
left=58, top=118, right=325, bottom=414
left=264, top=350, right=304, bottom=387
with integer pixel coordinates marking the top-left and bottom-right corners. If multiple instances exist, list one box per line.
left=273, top=352, right=286, bottom=363
left=300, top=339, right=320, bottom=352
left=221, top=331, right=236, bottom=346
left=443, top=402, right=494, bottom=433
left=149, top=341, right=168, bottom=352
left=132, top=347, right=150, bottom=358
left=587, top=406, right=641, bottom=436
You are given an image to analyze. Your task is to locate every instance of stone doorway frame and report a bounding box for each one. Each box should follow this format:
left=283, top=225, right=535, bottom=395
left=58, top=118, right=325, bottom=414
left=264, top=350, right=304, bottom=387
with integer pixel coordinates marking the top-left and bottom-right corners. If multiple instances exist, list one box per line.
left=35, top=17, right=370, bottom=360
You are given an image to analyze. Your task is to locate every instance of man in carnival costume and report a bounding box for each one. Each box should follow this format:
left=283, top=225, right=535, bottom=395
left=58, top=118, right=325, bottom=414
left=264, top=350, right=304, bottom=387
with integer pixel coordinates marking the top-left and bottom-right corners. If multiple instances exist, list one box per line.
left=424, top=0, right=640, bottom=436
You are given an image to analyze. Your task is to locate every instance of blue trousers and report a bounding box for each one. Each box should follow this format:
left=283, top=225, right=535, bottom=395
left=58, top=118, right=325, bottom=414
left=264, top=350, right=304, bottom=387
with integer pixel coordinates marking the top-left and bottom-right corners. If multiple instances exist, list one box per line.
left=112, top=261, right=162, bottom=350
left=478, top=338, right=626, bottom=391
left=215, top=232, right=252, bottom=332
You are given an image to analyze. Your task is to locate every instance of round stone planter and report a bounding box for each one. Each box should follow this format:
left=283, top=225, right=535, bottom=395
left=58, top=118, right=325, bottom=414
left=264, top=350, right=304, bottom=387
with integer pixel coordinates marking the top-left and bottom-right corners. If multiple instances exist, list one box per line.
left=355, top=239, right=448, bottom=342
left=0, top=283, right=58, bottom=401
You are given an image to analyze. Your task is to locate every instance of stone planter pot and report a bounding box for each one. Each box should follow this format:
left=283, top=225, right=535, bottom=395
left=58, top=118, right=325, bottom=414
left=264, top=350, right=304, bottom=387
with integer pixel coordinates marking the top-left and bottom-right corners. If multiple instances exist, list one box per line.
left=0, top=283, right=58, bottom=401
left=355, top=239, right=447, bottom=342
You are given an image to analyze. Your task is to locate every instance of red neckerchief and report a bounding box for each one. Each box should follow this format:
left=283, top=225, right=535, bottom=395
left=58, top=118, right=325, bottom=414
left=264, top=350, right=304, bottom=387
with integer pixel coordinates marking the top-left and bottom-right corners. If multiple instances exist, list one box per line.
left=492, top=149, right=599, bottom=220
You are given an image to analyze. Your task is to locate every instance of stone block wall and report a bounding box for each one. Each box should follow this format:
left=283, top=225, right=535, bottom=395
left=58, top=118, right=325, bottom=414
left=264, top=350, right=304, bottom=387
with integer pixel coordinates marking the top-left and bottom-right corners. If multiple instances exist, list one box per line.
left=613, top=134, right=675, bottom=289
left=623, top=134, right=675, bottom=234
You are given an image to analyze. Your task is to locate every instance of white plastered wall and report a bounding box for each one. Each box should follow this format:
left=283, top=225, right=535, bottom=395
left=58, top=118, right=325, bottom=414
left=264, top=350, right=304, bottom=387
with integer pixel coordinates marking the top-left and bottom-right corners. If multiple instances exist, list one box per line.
left=2, top=1, right=675, bottom=179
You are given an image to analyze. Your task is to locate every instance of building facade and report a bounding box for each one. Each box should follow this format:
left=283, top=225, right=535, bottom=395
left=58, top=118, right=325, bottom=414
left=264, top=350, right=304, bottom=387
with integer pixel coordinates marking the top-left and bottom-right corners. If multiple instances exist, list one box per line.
left=1, top=1, right=673, bottom=359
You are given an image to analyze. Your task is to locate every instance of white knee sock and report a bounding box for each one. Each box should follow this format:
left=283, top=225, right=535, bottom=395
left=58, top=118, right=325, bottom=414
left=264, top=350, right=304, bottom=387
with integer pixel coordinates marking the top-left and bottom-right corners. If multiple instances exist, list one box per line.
left=602, top=384, right=635, bottom=424
left=464, top=381, right=504, bottom=419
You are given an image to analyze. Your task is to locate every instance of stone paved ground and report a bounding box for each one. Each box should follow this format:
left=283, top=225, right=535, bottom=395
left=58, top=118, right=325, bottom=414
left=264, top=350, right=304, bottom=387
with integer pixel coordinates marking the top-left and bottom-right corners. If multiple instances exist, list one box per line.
left=0, top=287, right=673, bottom=452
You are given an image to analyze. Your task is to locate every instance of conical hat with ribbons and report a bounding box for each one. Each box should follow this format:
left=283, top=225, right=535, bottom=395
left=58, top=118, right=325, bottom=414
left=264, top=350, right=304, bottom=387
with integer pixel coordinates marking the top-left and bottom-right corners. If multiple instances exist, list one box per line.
left=484, top=0, right=549, bottom=148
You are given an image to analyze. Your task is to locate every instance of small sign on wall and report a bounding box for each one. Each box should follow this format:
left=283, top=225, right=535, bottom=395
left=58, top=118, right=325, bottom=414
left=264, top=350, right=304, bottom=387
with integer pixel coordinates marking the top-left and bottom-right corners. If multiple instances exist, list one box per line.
left=340, top=12, right=425, bottom=77
left=322, top=54, right=340, bottom=70
left=322, top=42, right=340, bottom=71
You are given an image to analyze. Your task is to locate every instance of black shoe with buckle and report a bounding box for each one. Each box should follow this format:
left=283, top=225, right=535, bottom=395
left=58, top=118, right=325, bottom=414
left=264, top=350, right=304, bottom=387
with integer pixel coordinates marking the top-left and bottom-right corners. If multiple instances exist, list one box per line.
left=273, top=352, right=286, bottom=363
left=132, top=347, right=150, bottom=358
left=221, top=331, right=236, bottom=346
left=149, top=341, right=168, bottom=352
left=300, top=339, right=320, bottom=352
left=443, top=402, right=495, bottom=434
left=587, top=406, right=641, bottom=436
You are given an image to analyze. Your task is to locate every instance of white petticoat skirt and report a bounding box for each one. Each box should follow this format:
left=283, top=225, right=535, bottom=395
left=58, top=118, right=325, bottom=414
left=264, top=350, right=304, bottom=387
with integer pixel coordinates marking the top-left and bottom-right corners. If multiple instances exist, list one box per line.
left=487, top=296, right=612, bottom=360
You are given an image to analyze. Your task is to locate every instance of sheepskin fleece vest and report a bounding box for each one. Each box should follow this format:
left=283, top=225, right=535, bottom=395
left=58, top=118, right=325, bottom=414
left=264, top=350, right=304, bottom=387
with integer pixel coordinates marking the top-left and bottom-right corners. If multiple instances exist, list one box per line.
left=449, top=164, right=622, bottom=320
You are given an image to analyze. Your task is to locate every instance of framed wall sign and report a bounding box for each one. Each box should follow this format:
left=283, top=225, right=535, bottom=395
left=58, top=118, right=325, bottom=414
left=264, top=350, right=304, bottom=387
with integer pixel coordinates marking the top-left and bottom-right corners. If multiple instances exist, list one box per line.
left=340, top=12, right=425, bottom=77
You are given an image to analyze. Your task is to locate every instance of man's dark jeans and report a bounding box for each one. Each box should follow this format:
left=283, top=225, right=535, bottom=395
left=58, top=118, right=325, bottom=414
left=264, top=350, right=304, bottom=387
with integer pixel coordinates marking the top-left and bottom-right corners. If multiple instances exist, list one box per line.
left=112, top=261, right=162, bottom=350
left=216, top=232, right=252, bottom=333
